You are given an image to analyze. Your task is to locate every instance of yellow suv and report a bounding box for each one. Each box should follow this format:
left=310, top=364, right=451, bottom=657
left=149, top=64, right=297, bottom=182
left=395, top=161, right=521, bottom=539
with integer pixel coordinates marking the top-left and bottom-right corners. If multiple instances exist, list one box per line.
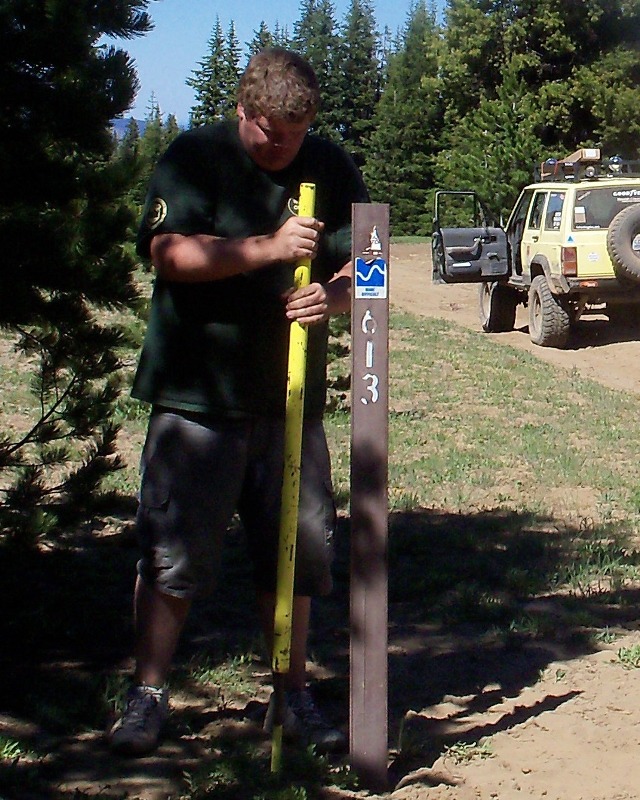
left=432, top=148, right=640, bottom=347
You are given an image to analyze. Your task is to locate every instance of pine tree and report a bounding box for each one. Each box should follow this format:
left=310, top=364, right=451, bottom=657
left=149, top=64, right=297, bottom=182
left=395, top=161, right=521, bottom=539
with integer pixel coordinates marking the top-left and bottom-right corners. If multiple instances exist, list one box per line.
left=293, top=0, right=343, bottom=141
left=0, top=0, right=151, bottom=545
left=123, top=98, right=181, bottom=207
left=165, top=113, right=181, bottom=143
left=140, top=94, right=165, bottom=162
left=114, top=117, right=146, bottom=209
left=188, top=17, right=241, bottom=126
left=248, top=21, right=275, bottom=55
left=124, top=94, right=164, bottom=205
left=569, top=48, right=640, bottom=157
left=376, top=24, right=395, bottom=91
left=533, top=1, right=640, bottom=155
left=120, top=118, right=141, bottom=158
left=187, top=17, right=228, bottom=126
left=436, top=63, right=543, bottom=221
left=245, top=21, right=291, bottom=56
left=273, top=21, right=292, bottom=48
left=440, top=0, right=503, bottom=119
left=441, top=0, right=640, bottom=155
left=222, top=21, right=242, bottom=118
left=337, top=0, right=380, bottom=165
left=363, top=1, right=445, bottom=234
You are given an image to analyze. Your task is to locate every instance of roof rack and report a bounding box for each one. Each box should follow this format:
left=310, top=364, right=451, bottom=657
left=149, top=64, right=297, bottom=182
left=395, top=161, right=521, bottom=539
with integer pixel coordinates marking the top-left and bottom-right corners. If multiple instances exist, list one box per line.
left=535, top=148, right=640, bottom=182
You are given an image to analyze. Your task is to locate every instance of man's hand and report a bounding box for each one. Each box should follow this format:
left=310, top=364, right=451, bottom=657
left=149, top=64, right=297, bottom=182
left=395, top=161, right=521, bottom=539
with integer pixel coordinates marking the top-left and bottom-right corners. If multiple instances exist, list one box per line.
left=284, top=269, right=352, bottom=326
left=284, top=282, right=330, bottom=326
left=269, top=216, right=324, bottom=264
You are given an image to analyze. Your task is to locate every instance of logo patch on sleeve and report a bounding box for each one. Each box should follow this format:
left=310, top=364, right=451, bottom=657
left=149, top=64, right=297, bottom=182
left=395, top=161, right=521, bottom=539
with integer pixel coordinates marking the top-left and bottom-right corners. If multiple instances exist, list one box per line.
left=146, top=197, right=168, bottom=230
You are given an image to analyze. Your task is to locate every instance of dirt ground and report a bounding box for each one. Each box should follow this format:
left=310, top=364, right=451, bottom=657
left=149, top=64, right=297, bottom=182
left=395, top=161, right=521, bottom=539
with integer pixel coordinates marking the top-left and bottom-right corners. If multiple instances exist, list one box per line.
left=7, top=242, right=640, bottom=800
left=382, top=242, right=640, bottom=800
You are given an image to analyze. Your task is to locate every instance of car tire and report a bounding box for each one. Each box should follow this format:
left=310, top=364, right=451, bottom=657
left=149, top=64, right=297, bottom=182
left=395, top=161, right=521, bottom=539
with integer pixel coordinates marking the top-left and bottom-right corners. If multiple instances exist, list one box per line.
left=607, top=204, right=640, bottom=283
left=479, top=282, right=518, bottom=332
left=528, top=274, right=571, bottom=348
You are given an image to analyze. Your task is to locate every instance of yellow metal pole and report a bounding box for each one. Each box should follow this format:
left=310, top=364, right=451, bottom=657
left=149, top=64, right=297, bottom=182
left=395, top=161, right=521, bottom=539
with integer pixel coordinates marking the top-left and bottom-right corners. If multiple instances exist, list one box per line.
left=271, top=182, right=316, bottom=773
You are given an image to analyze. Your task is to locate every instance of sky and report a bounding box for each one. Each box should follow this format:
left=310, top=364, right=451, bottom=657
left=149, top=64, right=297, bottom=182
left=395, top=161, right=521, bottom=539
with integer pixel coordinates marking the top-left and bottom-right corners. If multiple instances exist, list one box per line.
left=114, top=0, right=421, bottom=125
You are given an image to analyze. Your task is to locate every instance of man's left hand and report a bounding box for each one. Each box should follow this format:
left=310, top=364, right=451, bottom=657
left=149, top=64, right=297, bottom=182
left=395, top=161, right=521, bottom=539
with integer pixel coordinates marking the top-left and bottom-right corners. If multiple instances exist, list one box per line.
left=284, top=282, right=330, bottom=326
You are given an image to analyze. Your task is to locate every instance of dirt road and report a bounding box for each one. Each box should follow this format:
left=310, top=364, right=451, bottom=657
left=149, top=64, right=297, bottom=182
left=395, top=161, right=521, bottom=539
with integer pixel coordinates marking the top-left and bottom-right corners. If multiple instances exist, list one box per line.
left=386, top=241, right=640, bottom=800
left=390, top=241, right=640, bottom=396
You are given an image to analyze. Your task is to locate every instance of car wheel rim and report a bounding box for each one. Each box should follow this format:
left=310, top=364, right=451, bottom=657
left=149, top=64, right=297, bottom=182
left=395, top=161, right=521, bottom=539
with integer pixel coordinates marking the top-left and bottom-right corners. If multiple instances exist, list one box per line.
left=531, top=291, right=542, bottom=335
left=481, top=285, right=491, bottom=318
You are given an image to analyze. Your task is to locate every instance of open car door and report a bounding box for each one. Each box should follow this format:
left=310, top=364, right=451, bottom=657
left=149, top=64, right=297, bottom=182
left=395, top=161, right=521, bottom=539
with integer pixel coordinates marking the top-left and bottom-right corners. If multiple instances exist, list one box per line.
left=432, top=191, right=510, bottom=283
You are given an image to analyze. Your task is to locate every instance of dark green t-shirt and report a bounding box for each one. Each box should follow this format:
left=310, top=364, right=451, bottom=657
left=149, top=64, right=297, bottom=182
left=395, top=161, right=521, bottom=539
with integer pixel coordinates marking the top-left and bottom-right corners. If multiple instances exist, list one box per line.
left=132, top=120, right=369, bottom=418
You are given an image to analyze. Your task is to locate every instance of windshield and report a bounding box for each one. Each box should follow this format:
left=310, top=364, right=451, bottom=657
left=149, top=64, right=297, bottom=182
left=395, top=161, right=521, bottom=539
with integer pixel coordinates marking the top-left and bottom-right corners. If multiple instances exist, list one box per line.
left=573, top=186, right=640, bottom=230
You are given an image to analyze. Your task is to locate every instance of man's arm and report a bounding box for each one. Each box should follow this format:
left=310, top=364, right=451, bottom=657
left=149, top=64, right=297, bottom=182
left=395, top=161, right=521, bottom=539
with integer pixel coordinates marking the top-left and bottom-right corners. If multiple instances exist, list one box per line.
left=149, top=215, right=324, bottom=282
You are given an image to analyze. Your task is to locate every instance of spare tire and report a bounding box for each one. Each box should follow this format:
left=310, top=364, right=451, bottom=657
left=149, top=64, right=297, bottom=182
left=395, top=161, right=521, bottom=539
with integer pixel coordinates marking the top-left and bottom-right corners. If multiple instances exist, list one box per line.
left=607, top=204, right=640, bottom=283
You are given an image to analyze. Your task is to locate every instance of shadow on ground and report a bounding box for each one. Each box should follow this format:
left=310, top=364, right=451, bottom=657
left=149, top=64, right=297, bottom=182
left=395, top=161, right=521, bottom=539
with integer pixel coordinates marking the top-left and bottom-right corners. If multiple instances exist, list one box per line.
left=2, top=503, right=640, bottom=797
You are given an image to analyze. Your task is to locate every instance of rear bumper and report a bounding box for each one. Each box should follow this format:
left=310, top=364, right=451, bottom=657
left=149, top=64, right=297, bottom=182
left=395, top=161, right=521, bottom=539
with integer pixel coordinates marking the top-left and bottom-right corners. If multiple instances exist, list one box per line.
left=550, top=275, right=640, bottom=300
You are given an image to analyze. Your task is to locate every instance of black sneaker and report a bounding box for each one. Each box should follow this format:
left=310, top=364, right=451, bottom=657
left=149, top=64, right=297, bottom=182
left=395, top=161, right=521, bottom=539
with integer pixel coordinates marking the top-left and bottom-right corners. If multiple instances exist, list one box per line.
left=264, top=688, right=347, bottom=754
left=108, top=684, right=169, bottom=757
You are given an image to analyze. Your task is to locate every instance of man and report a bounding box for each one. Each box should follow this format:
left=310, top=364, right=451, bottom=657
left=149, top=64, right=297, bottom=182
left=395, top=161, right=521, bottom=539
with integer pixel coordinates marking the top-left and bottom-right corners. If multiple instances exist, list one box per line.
left=109, top=48, right=369, bottom=757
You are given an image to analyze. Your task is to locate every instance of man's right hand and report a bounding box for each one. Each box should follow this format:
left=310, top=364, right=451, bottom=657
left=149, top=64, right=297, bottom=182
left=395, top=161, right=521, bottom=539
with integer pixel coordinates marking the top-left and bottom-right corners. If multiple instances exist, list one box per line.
left=268, top=216, right=325, bottom=264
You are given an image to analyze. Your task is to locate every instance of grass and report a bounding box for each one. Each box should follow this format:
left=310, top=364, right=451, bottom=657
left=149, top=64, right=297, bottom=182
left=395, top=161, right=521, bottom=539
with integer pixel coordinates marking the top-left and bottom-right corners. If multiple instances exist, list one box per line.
left=443, top=739, right=493, bottom=764
left=390, top=235, right=430, bottom=245
left=617, top=644, right=640, bottom=669
left=0, top=736, right=30, bottom=760
left=381, top=313, right=640, bottom=526
left=3, top=307, right=640, bottom=797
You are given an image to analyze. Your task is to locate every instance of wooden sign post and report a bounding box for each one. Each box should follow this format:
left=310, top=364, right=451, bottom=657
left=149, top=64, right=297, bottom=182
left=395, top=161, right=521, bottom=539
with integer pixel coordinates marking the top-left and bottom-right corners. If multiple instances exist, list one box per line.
left=349, top=203, right=390, bottom=792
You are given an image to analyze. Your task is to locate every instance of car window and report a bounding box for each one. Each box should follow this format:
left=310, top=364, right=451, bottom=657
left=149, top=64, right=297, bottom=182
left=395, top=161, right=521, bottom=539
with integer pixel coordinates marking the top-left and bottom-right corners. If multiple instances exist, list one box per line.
left=507, top=189, right=533, bottom=234
left=544, top=192, right=565, bottom=230
left=573, top=187, right=640, bottom=230
left=527, top=192, right=547, bottom=229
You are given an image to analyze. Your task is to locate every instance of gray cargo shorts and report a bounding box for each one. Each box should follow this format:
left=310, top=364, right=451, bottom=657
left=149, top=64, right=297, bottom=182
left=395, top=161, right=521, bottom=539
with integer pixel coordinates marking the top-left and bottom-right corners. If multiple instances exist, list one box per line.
left=136, top=409, right=337, bottom=599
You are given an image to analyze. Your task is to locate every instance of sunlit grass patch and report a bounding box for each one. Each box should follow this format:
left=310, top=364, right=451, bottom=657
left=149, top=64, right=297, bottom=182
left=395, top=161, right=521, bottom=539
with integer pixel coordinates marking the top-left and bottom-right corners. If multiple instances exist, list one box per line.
left=443, top=738, right=493, bottom=763
left=617, top=644, right=640, bottom=669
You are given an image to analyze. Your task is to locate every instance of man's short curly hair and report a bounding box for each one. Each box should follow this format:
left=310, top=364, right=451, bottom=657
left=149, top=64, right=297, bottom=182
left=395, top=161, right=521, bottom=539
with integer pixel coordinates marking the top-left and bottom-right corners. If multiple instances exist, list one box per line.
left=237, top=48, right=320, bottom=123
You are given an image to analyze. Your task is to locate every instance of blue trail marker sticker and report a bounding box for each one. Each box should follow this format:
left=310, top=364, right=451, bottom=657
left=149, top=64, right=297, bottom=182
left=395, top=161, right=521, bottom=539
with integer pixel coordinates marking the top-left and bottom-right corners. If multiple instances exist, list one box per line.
left=355, top=257, right=388, bottom=299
